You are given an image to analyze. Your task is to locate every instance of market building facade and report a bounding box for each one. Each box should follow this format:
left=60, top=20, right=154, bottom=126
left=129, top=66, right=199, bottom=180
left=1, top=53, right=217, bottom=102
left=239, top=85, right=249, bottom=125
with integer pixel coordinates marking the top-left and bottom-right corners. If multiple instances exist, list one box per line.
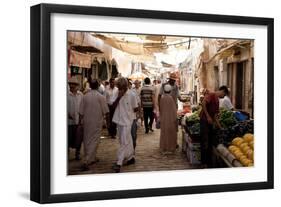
left=199, top=39, right=254, bottom=116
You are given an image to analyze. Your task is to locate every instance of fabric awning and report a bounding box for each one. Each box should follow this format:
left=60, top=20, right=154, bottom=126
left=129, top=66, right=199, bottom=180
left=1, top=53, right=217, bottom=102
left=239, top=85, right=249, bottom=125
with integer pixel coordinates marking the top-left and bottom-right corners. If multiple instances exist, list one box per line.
left=69, top=50, right=92, bottom=68
left=128, top=72, right=148, bottom=80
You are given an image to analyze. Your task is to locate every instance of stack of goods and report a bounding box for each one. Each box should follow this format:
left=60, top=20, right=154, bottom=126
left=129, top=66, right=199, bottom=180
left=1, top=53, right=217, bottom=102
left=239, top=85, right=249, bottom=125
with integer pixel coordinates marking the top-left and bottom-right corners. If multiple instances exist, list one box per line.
left=216, top=144, right=243, bottom=167
left=215, top=119, right=254, bottom=146
left=229, top=120, right=254, bottom=137
left=184, top=111, right=201, bottom=165
left=185, top=111, right=200, bottom=136
left=227, top=133, right=254, bottom=167
left=186, top=134, right=201, bottom=165
left=177, top=104, right=191, bottom=126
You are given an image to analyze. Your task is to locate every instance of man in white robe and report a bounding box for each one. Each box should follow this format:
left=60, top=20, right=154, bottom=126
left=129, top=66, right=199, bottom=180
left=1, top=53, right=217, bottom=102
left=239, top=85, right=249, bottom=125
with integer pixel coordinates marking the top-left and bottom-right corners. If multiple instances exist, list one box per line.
left=79, top=79, right=109, bottom=170
left=67, top=77, right=83, bottom=160
left=112, top=77, right=138, bottom=173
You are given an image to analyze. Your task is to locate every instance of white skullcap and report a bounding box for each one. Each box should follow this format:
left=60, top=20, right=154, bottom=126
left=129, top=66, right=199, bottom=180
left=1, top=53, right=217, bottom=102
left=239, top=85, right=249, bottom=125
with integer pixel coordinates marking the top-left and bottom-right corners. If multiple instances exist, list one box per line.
left=164, top=84, right=172, bottom=92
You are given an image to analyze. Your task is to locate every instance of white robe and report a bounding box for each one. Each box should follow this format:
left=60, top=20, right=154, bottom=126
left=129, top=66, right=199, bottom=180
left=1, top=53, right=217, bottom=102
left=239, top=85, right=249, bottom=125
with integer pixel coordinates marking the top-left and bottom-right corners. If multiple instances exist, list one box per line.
left=79, top=90, right=109, bottom=163
left=116, top=125, right=134, bottom=166
left=113, top=90, right=138, bottom=165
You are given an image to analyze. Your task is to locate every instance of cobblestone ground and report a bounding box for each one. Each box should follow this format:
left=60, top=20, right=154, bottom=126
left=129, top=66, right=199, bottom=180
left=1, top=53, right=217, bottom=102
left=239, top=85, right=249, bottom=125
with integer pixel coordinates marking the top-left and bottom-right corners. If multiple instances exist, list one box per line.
left=68, top=125, right=195, bottom=175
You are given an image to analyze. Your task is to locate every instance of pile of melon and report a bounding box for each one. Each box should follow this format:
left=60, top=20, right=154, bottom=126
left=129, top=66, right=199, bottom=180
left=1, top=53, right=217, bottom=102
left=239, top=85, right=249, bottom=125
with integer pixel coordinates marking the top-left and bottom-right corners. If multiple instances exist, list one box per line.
left=228, top=133, right=254, bottom=167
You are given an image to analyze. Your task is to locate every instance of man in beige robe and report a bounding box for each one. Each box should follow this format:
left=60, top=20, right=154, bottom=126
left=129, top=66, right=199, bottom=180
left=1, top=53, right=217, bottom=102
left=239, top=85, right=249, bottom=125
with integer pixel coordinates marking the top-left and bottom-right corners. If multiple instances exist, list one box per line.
left=159, top=84, right=178, bottom=153
left=79, top=79, right=109, bottom=170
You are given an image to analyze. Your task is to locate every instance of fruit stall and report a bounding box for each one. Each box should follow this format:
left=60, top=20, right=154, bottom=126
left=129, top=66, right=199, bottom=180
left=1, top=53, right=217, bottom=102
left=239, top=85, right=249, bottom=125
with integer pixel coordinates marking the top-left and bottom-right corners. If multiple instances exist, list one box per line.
left=215, top=133, right=254, bottom=167
left=181, top=107, right=254, bottom=167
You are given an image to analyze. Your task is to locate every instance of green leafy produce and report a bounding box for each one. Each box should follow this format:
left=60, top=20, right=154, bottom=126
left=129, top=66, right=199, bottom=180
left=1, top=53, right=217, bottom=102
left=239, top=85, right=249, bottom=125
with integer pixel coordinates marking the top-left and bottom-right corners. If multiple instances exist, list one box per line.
left=186, top=111, right=200, bottom=123
left=219, top=108, right=237, bottom=128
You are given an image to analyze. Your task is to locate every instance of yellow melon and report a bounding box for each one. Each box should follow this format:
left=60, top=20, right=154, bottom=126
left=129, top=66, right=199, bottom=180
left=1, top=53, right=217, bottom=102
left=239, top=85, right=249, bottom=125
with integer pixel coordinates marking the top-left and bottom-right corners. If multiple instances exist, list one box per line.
left=228, top=145, right=236, bottom=151
left=239, top=142, right=249, bottom=149
left=247, top=150, right=254, bottom=160
left=232, top=148, right=242, bottom=155
left=232, top=137, right=244, bottom=146
left=228, top=145, right=239, bottom=154
left=241, top=158, right=252, bottom=166
left=241, top=145, right=251, bottom=154
left=243, top=133, right=254, bottom=142
left=238, top=155, right=247, bottom=162
left=234, top=151, right=244, bottom=160
left=249, top=141, right=254, bottom=149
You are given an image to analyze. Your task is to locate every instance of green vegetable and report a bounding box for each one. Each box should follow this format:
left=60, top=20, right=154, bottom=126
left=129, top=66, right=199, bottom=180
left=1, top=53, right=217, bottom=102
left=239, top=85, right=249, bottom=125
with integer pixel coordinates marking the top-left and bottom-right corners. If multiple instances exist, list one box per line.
left=219, top=108, right=237, bottom=128
left=186, top=111, right=200, bottom=123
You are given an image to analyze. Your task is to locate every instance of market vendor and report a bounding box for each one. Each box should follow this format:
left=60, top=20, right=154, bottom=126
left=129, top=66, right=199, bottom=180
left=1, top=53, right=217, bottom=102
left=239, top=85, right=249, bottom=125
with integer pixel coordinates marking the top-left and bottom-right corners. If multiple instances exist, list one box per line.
left=219, top=87, right=234, bottom=110
left=200, top=86, right=228, bottom=168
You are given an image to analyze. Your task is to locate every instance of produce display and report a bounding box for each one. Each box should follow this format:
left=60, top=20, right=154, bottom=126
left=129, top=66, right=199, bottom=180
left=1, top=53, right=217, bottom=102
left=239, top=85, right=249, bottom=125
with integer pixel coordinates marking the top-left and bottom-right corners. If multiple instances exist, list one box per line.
left=185, top=111, right=200, bottom=135
left=219, top=108, right=237, bottom=128
left=177, top=103, right=191, bottom=116
left=185, top=111, right=199, bottom=125
left=227, top=133, right=254, bottom=167
left=182, top=106, right=254, bottom=168
left=230, top=120, right=254, bottom=137
left=214, top=119, right=254, bottom=146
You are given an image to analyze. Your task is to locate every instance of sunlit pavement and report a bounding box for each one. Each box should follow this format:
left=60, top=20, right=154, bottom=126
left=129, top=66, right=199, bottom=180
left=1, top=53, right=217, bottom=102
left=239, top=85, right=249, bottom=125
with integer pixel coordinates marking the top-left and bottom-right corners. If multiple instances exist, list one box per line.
left=68, top=125, right=195, bottom=175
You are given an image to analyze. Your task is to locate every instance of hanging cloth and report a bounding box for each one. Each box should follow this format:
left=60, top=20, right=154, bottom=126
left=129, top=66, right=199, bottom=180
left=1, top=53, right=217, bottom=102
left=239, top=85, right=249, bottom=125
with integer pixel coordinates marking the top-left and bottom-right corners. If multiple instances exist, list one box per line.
left=111, top=64, right=118, bottom=78
left=98, top=61, right=108, bottom=80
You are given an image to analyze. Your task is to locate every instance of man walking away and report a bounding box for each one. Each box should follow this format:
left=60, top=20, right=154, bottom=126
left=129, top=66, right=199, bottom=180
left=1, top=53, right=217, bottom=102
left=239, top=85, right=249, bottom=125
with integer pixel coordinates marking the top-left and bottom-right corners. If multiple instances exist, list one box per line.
left=140, top=77, right=155, bottom=134
left=79, top=79, right=109, bottom=171
left=159, top=84, right=178, bottom=154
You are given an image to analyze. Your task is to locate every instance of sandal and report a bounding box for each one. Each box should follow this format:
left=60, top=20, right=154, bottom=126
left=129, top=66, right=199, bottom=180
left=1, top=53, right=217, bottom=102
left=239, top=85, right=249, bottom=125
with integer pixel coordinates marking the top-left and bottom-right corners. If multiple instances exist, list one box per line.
left=112, top=164, right=121, bottom=173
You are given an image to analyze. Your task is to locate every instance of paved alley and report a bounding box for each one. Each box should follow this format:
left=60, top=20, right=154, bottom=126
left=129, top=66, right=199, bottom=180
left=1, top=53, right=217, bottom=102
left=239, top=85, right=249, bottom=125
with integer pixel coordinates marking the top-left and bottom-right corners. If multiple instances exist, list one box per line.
left=68, top=125, right=194, bottom=175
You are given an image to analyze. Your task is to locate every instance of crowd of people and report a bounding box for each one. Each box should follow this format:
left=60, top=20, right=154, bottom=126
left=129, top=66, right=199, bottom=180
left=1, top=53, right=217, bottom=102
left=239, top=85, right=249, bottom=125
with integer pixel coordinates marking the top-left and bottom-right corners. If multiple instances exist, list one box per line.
left=68, top=73, right=184, bottom=172
left=68, top=73, right=234, bottom=172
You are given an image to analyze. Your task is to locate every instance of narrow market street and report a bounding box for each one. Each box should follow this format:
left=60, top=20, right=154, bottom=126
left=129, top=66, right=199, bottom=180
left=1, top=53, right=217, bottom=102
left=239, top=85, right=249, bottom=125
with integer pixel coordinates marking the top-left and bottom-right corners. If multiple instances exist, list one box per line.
left=68, top=125, right=194, bottom=175
left=67, top=32, right=255, bottom=174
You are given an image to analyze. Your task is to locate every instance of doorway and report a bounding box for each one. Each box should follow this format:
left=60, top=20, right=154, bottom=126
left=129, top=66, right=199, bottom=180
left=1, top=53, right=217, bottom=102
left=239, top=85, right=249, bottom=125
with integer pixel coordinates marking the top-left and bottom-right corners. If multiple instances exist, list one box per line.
left=235, top=62, right=245, bottom=109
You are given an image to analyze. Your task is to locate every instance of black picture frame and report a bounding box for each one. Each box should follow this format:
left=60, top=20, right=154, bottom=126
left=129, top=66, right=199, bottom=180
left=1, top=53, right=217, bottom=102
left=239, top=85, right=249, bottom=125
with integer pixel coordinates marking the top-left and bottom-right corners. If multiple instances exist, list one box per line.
left=30, top=3, right=274, bottom=204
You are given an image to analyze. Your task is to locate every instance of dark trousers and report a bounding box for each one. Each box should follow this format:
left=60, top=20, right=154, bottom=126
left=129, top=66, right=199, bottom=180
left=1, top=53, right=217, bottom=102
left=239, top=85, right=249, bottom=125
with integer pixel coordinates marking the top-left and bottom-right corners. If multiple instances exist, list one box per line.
left=200, top=119, right=214, bottom=168
left=143, top=107, right=154, bottom=132
left=108, top=104, right=117, bottom=137
left=68, top=125, right=82, bottom=156
left=131, top=119, right=138, bottom=149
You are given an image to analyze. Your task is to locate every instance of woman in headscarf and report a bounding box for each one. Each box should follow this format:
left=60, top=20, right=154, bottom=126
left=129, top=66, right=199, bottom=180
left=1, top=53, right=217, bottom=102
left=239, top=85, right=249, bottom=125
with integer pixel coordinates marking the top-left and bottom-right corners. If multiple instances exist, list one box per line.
left=159, top=84, right=178, bottom=154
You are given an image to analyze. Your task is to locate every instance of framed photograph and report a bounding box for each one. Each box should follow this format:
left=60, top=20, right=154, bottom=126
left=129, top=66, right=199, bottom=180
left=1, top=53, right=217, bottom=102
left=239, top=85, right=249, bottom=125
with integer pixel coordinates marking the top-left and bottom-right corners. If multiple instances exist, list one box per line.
left=30, top=3, right=274, bottom=203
